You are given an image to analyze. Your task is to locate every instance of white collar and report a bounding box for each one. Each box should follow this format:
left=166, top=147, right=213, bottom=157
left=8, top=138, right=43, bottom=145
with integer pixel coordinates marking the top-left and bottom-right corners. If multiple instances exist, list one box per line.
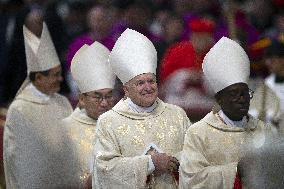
left=265, top=74, right=284, bottom=87
left=125, top=97, right=157, bottom=113
left=218, top=110, right=247, bottom=128
left=27, top=83, right=51, bottom=102
left=265, top=74, right=275, bottom=88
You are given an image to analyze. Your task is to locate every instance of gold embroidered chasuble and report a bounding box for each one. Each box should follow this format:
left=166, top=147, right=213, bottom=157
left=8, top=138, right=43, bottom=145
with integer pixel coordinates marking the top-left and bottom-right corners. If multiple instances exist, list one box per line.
left=3, top=86, right=73, bottom=189
left=180, top=111, right=278, bottom=189
left=62, top=107, right=97, bottom=188
left=94, top=98, right=191, bottom=189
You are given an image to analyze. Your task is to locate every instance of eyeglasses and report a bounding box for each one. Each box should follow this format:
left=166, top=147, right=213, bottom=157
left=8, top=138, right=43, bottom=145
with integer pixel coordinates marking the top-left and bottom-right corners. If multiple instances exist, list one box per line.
left=84, top=94, right=113, bottom=103
left=228, top=89, right=254, bottom=102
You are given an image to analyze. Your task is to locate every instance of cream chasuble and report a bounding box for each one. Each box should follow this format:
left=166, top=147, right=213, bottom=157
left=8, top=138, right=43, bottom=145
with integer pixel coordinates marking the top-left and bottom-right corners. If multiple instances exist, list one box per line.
left=4, top=85, right=73, bottom=189
left=180, top=111, right=278, bottom=189
left=62, top=107, right=97, bottom=188
left=94, top=98, right=191, bottom=189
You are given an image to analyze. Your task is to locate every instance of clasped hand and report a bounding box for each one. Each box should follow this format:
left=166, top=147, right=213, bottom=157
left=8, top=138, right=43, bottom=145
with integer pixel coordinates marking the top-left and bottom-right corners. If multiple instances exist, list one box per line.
left=151, top=153, right=179, bottom=176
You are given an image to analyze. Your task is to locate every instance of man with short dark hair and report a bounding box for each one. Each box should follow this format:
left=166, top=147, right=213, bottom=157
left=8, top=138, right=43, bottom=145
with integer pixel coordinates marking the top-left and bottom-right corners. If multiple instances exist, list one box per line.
left=94, top=29, right=191, bottom=189
left=180, top=37, right=278, bottom=189
left=3, top=22, right=72, bottom=189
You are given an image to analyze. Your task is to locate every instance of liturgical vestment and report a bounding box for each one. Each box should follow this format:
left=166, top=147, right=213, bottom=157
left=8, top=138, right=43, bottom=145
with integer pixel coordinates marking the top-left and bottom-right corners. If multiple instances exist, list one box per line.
left=94, top=98, right=191, bottom=189
left=4, top=85, right=73, bottom=189
left=62, top=107, right=97, bottom=188
left=180, top=111, right=278, bottom=189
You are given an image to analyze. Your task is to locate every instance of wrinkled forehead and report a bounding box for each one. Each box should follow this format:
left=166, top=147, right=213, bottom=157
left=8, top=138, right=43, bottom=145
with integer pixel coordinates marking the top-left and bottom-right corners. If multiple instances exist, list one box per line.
left=128, top=73, right=156, bottom=84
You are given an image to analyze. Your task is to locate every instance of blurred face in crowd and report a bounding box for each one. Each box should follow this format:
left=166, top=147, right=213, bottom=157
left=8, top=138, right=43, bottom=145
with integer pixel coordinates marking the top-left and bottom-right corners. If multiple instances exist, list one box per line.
left=164, top=17, right=183, bottom=42
left=215, top=83, right=252, bottom=121
left=25, top=9, right=44, bottom=37
left=248, top=0, right=273, bottom=20
left=190, top=32, right=214, bottom=54
left=34, top=65, right=63, bottom=95
left=79, top=88, right=114, bottom=119
left=125, top=5, right=150, bottom=29
left=265, top=56, right=284, bottom=77
left=87, top=6, right=109, bottom=34
left=124, top=73, right=158, bottom=107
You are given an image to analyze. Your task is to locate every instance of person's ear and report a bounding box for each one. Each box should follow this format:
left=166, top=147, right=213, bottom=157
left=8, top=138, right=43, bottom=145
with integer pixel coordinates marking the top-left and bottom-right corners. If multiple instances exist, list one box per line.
left=34, top=73, right=44, bottom=85
left=78, top=94, right=86, bottom=109
left=123, top=85, right=129, bottom=97
left=216, top=98, right=222, bottom=106
left=214, top=93, right=223, bottom=107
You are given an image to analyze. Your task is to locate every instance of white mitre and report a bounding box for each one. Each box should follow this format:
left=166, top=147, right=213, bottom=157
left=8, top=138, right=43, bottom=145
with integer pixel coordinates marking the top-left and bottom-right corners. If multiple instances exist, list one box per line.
left=202, top=37, right=250, bottom=93
left=23, top=22, right=60, bottom=73
left=16, top=22, right=61, bottom=96
left=71, top=42, right=116, bottom=93
left=109, top=28, right=157, bottom=84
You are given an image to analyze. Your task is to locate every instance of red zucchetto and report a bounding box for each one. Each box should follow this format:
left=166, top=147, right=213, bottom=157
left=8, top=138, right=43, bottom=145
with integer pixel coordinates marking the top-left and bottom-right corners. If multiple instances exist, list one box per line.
left=188, top=18, right=216, bottom=33
left=159, top=41, right=198, bottom=83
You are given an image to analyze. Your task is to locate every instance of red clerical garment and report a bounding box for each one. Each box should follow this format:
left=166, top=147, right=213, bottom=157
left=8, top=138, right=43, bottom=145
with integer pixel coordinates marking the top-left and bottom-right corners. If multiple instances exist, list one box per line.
left=233, top=172, right=242, bottom=189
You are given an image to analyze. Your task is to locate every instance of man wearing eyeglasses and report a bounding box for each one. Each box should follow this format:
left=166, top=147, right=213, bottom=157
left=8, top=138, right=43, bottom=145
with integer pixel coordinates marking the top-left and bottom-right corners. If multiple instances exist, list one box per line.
left=94, top=29, right=191, bottom=189
left=61, top=42, right=116, bottom=188
left=180, top=37, right=279, bottom=189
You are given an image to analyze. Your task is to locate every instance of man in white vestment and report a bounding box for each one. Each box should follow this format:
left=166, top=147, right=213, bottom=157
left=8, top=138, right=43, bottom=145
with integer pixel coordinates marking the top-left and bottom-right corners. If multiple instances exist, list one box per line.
left=3, top=22, right=73, bottom=189
left=62, top=41, right=116, bottom=188
left=94, top=28, right=191, bottom=189
left=180, top=37, right=279, bottom=189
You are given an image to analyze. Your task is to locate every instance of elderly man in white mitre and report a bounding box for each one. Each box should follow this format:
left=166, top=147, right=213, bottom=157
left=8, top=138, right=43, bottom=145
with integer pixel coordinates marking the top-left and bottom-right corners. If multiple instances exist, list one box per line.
left=94, top=28, right=191, bottom=189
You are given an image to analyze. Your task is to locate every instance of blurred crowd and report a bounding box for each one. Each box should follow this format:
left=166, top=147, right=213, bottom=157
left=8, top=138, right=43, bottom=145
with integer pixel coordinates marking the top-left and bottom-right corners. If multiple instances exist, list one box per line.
left=0, top=0, right=284, bottom=188
left=1, top=0, right=284, bottom=119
